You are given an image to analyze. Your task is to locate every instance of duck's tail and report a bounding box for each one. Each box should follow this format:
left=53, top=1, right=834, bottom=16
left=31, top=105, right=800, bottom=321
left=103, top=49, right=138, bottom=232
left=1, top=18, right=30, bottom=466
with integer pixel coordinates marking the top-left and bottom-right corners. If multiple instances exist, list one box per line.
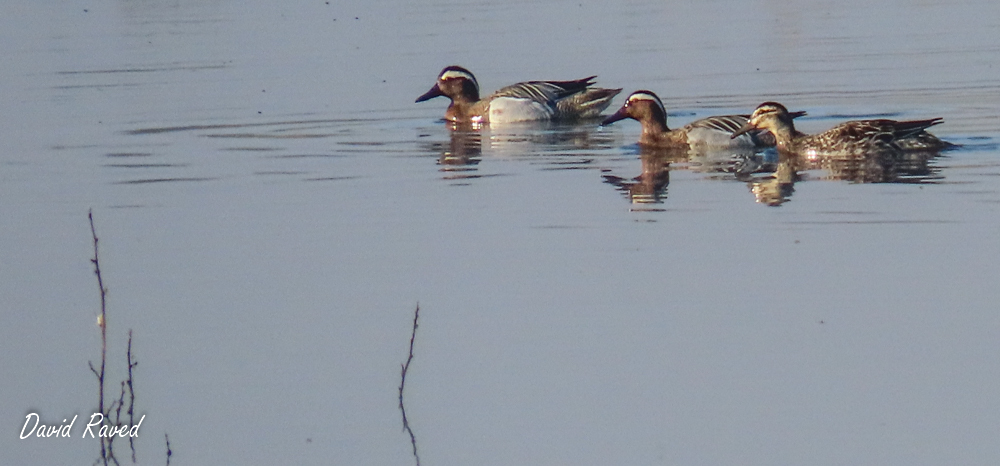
left=555, top=87, right=623, bottom=120
left=893, top=118, right=955, bottom=151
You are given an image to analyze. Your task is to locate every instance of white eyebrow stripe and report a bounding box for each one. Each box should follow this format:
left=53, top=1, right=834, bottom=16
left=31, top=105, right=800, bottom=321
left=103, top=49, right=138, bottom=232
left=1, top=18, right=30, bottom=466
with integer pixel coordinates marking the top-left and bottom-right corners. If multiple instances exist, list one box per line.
left=439, top=69, right=479, bottom=94
left=628, top=92, right=665, bottom=115
left=440, top=70, right=475, bottom=82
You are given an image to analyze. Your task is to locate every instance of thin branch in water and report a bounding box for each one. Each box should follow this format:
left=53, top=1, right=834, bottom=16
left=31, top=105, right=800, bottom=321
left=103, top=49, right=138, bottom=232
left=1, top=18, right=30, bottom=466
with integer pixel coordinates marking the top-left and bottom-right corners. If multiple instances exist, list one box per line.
left=398, top=304, right=421, bottom=466
left=88, top=209, right=109, bottom=465
left=165, top=433, right=172, bottom=466
left=107, top=382, right=126, bottom=466
left=126, top=329, right=138, bottom=463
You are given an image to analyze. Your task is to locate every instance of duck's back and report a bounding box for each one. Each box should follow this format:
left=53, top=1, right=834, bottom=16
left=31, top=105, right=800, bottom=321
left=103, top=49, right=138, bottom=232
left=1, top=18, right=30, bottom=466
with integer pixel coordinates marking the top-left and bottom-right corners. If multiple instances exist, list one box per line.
left=490, top=79, right=594, bottom=102
left=802, top=118, right=944, bottom=156
left=800, top=121, right=892, bottom=156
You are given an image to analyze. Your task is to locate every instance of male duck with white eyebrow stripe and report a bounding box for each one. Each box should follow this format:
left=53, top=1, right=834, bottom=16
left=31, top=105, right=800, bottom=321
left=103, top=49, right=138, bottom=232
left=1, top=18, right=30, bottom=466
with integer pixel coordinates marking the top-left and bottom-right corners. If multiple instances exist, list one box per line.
left=601, top=90, right=806, bottom=150
left=416, top=66, right=622, bottom=125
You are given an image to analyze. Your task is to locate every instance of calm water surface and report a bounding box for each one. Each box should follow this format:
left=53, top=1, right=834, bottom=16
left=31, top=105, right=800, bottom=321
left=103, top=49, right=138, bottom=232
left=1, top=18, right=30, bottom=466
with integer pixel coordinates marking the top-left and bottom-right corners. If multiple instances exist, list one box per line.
left=3, top=0, right=1000, bottom=465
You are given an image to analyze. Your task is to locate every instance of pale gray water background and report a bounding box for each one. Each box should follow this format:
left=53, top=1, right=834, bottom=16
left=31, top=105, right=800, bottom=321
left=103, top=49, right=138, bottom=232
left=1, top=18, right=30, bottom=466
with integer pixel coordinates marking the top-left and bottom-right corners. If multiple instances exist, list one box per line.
left=3, top=0, right=1000, bottom=464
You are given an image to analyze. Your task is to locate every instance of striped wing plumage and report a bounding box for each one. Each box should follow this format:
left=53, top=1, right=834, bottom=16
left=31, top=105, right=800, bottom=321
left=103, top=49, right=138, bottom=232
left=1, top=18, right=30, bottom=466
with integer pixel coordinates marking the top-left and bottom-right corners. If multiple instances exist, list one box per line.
left=489, top=77, right=597, bottom=104
left=686, top=111, right=807, bottom=146
left=687, top=115, right=749, bottom=134
left=485, top=76, right=619, bottom=122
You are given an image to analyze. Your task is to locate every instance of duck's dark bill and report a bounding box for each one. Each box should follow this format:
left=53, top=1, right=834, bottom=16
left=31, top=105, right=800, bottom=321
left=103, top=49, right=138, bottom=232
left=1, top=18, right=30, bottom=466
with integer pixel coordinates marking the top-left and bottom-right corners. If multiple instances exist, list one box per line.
left=600, top=107, right=629, bottom=126
left=415, top=84, right=445, bottom=103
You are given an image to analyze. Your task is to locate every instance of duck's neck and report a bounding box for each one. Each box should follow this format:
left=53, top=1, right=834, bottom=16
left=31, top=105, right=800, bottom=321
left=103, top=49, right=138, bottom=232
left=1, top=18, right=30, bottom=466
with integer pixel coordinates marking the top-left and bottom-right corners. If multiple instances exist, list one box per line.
left=446, top=99, right=480, bottom=122
left=770, top=122, right=802, bottom=152
left=640, top=118, right=671, bottom=142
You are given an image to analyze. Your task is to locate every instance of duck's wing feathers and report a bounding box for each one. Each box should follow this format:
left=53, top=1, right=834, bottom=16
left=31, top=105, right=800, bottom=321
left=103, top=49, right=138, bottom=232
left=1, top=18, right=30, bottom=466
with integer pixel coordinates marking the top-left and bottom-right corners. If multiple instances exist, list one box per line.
left=805, top=120, right=903, bottom=156
left=824, top=118, right=943, bottom=145
left=686, top=115, right=749, bottom=134
left=819, top=121, right=892, bottom=146
left=554, top=87, right=622, bottom=119
left=687, top=110, right=808, bottom=134
left=889, top=118, right=944, bottom=139
left=489, top=76, right=597, bottom=103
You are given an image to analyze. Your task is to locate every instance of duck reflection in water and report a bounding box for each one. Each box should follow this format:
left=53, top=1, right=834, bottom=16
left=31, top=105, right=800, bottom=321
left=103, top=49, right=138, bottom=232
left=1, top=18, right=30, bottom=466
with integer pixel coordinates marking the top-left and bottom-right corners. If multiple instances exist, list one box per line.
left=439, top=122, right=483, bottom=168
left=739, top=149, right=943, bottom=206
left=421, top=119, right=620, bottom=180
left=812, top=149, right=941, bottom=184
left=602, top=147, right=686, bottom=204
left=738, top=151, right=803, bottom=206
left=418, top=121, right=483, bottom=174
left=603, top=145, right=768, bottom=204
left=482, top=120, right=618, bottom=158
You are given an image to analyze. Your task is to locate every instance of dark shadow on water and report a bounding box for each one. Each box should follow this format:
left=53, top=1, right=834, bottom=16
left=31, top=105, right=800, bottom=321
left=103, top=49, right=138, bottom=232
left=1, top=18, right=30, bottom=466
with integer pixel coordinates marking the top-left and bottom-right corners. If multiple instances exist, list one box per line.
left=114, top=177, right=218, bottom=185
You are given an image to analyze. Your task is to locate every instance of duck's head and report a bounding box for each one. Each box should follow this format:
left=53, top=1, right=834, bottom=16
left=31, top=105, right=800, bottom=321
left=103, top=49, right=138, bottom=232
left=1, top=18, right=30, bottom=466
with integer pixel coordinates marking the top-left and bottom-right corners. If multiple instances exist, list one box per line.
left=732, top=102, right=796, bottom=139
left=601, top=90, right=667, bottom=127
left=415, top=66, right=481, bottom=104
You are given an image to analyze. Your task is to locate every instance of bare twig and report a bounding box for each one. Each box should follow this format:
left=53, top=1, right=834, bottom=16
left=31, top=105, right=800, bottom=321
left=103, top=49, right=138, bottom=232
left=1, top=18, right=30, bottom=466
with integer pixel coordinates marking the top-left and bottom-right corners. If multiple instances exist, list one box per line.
left=107, top=382, right=126, bottom=466
left=398, top=304, right=421, bottom=466
left=126, top=330, right=138, bottom=463
left=87, top=213, right=146, bottom=465
left=165, top=433, right=172, bottom=466
left=88, top=210, right=109, bottom=465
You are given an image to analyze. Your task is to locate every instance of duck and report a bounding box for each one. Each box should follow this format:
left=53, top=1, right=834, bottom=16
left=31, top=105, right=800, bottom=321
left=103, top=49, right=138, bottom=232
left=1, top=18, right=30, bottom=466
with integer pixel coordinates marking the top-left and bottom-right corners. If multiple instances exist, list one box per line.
left=731, top=102, right=950, bottom=158
left=415, top=66, right=622, bottom=124
left=600, top=90, right=806, bottom=149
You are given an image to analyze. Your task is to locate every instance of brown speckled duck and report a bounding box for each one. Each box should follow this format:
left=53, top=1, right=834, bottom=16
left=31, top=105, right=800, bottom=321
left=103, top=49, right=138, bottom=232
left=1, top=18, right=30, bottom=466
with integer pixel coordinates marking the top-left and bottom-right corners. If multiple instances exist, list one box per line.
left=731, top=102, right=950, bottom=157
